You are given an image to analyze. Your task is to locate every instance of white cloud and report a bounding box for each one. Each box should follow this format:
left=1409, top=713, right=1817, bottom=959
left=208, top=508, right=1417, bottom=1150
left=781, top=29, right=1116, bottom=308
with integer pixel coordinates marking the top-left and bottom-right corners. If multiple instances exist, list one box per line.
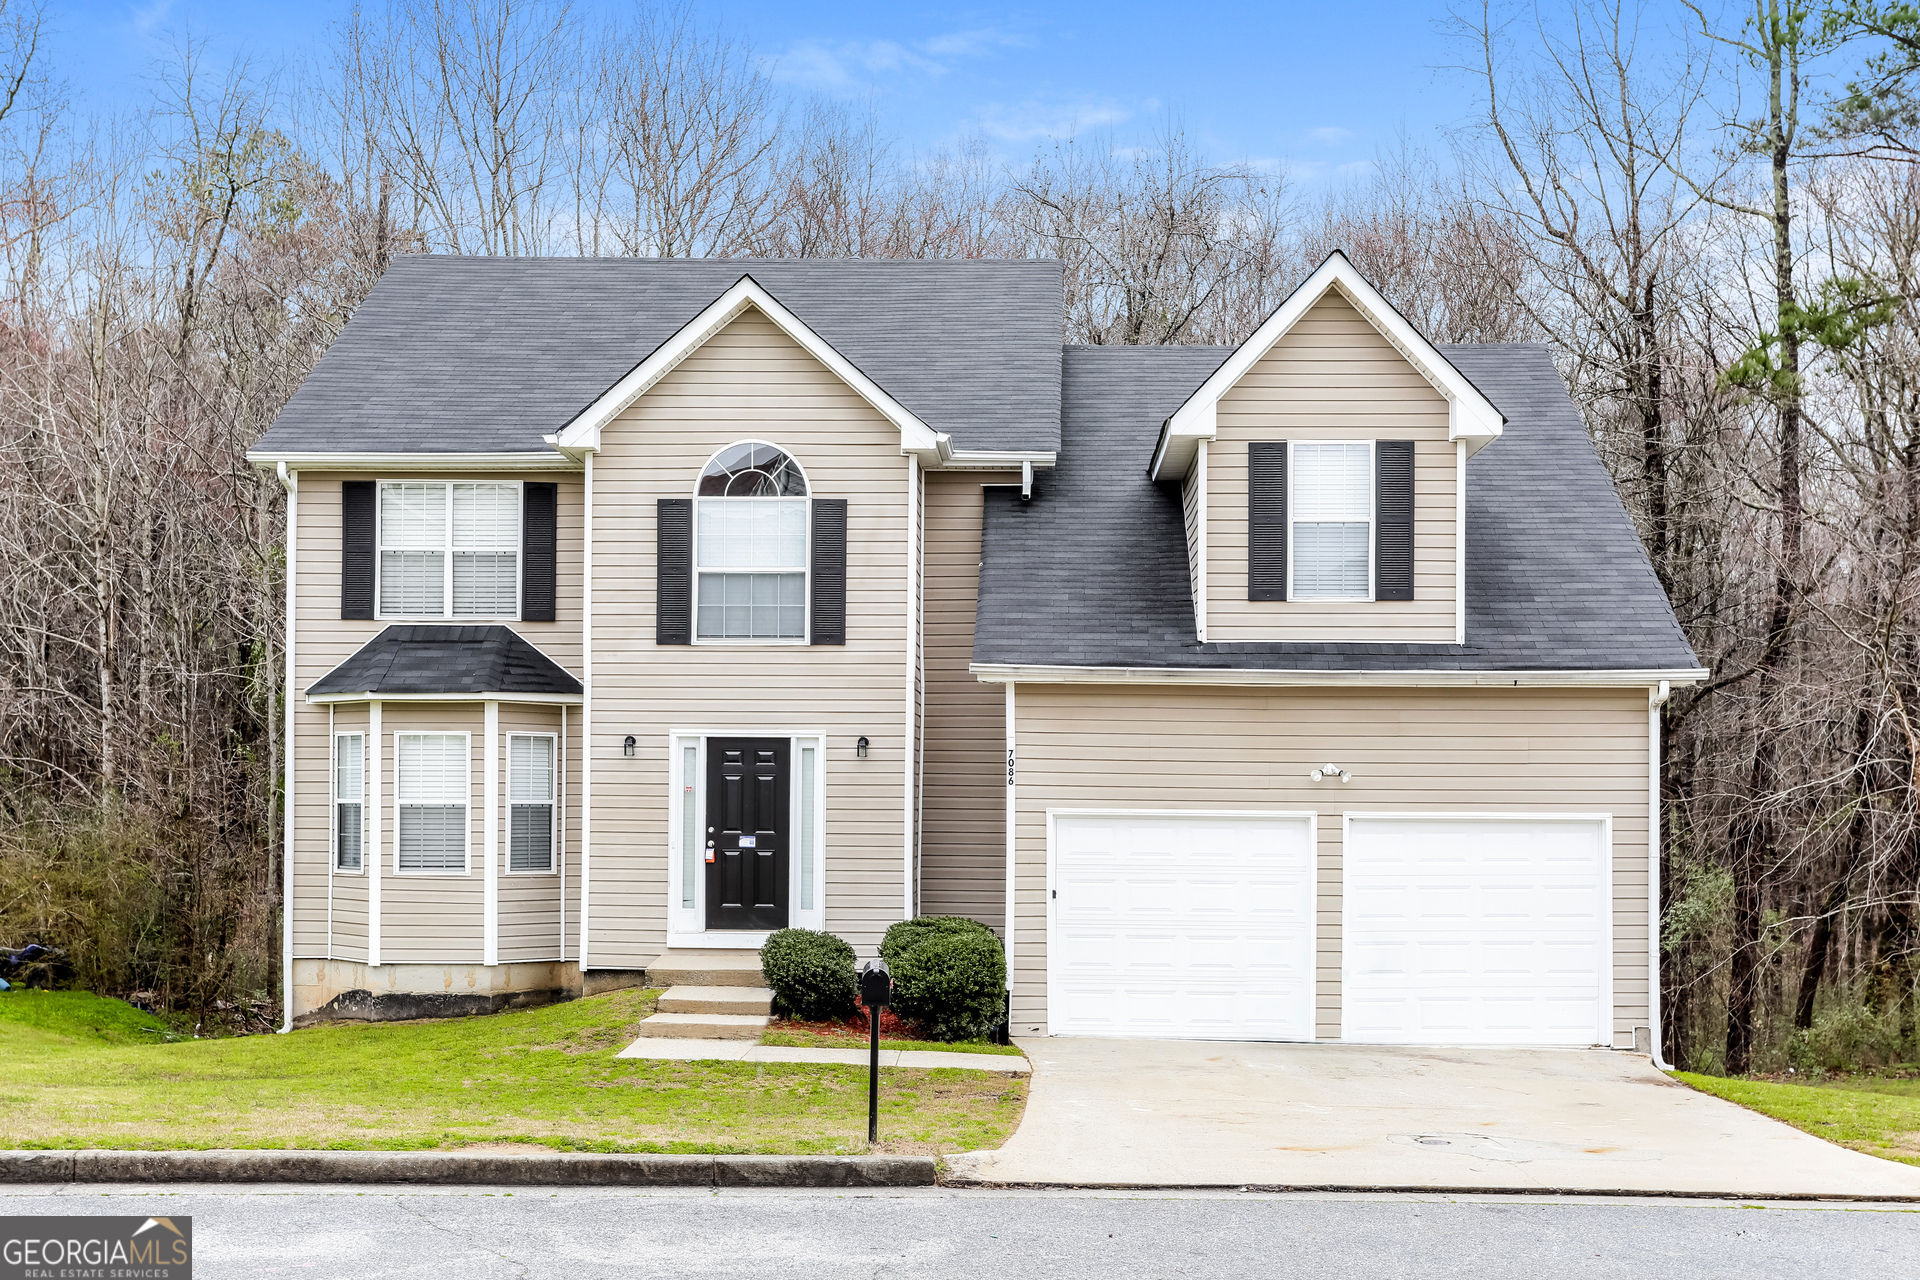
left=769, top=26, right=1027, bottom=93
left=1306, top=126, right=1353, bottom=145
left=969, top=98, right=1134, bottom=142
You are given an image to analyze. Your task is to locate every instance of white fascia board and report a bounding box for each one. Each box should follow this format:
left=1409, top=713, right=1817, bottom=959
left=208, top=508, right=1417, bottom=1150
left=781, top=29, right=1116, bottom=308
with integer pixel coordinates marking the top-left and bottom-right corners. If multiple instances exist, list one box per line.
left=551, top=273, right=946, bottom=461
left=245, top=451, right=578, bottom=473
left=1147, top=251, right=1506, bottom=483
left=306, top=691, right=582, bottom=705
left=969, top=662, right=1710, bottom=689
left=932, top=449, right=1058, bottom=472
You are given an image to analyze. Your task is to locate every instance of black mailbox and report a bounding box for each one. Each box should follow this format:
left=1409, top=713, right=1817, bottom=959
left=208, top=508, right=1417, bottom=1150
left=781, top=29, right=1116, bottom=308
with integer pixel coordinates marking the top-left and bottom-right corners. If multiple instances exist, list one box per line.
left=859, top=958, right=892, bottom=1009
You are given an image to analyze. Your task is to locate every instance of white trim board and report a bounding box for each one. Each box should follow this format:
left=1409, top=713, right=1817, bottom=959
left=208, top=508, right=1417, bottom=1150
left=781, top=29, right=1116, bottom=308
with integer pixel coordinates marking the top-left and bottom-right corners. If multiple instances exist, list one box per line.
left=971, top=664, right=1710, bottom=689
left=1148, top=251, right=1506, bottom=483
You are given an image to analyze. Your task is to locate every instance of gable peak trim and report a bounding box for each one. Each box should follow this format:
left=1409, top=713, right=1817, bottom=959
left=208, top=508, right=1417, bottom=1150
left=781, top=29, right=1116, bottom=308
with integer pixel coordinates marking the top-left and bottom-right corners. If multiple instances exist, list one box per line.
left=550, top=273, right=949, bottom=461
left=1148, top=251, right=1506, bottom=482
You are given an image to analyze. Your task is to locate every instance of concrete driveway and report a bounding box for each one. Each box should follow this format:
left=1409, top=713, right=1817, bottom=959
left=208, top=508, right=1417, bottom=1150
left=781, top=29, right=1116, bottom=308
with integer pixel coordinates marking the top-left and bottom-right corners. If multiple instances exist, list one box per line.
left=945, top=1038, right=1920, bottom=1197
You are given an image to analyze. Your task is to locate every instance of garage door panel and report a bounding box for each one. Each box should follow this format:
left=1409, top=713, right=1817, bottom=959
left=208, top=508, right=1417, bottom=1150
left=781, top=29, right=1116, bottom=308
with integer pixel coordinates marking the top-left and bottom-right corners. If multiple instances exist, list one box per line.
left=1344, top=816, right=1610, bottom=1046
left=1052, top=813, right=1316, bottom=1041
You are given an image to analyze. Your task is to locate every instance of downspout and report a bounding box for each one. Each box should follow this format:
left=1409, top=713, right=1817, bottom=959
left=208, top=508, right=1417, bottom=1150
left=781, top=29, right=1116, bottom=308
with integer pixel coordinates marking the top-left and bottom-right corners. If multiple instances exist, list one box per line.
left=277, top=462, right=297, bottom=1034
left=1649, top=678, right=1672, bottom=1069
left=1004, top=681, right=1016, bottom=1003
left=579, top=452, right=594, bottom=972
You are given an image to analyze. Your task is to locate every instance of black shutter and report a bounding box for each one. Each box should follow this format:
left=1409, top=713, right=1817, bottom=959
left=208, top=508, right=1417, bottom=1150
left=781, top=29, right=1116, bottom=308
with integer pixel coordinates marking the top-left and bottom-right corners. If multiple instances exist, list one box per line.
left=341, top=480, right=375, bottom=620
left=809, top=499, right=848, bottom=645
left=1374, top=441, right=1415, bottom=602
left=521, top=482, right=557, bottom=622
left=1247, top=442, right=1288, bottom=601
left=656, top=498, right=692, bottom=645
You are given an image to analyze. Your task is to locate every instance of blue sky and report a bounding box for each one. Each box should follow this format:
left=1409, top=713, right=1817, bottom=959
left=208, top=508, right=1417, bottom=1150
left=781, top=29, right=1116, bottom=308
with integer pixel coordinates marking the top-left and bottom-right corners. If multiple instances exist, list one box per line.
left=54, top=1, right=1704, bottom=184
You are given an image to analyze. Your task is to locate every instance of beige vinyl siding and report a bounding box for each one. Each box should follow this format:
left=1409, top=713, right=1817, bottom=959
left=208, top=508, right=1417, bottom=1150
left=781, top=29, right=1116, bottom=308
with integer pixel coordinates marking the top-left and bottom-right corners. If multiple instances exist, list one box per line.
left=1206, top=288, right=1457, bottom=642
left=498, top=704, right=572, bottom=962
left=290, top=473, right=582, bottom=964
left=587, top=306, right=910, bottom=965
left=1009, top=685, right=1650, bottom=1042
left=378, top=702, right=485, bottom=965
left=919, top=471, right=1019, bottom=930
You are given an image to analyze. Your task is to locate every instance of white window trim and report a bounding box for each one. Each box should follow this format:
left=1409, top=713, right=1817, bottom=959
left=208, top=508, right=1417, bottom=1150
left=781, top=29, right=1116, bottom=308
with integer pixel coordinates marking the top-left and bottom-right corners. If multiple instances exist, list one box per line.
left=331, top=729, right=367, bottom=876
left=691, top=441, right=812, bottom=647
left=392, top=730, right=472, bottom=877
left=504, top=731, right=560, bottom=877
left=374, top=479, right=525, bottom=621
left=666, top=729, right=828, bottom=948
left=1287, top=440, right=1375, bottom=603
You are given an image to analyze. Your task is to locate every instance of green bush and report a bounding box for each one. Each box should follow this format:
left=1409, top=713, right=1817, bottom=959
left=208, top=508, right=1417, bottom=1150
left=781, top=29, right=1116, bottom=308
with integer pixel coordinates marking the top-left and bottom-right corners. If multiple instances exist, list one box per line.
left=759, top=928, right=857, bottom=1022
left=879, top=915, right=996, bottom=966
left=883, top=916, right=1005, bottom=1042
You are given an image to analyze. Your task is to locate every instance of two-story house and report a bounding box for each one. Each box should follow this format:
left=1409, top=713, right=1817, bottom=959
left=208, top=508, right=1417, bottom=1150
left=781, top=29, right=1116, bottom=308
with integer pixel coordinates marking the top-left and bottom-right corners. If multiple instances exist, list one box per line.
left=249, top=252, right=1704, bottom=1052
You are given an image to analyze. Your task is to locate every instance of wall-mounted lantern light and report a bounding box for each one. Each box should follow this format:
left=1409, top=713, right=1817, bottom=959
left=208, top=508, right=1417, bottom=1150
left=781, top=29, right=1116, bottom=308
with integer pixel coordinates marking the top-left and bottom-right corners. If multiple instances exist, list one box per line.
left=623, top=735, right=636, bottom=757
left=856, top=736, right=870, bottom=758
left=1309, top=762, right=1352, bottom=783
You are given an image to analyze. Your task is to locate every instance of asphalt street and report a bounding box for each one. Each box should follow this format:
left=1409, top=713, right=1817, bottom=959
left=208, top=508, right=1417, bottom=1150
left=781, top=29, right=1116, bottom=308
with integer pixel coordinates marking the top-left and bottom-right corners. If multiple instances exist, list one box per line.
left=5, top=1185, right=1917, bottom=1279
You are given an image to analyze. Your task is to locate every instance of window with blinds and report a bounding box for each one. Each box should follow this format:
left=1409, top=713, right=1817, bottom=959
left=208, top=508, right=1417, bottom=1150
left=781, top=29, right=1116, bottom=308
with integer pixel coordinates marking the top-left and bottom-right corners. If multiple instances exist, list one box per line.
left=396, top=733, right=468, bottom=872
left=378, top=481, right=520, bottom=618
left=508, top=733, right=556, bottom=873
left=1290, top=442, right=1373, bottom=600
left=693, top=443, right=809, bottom=641
left=334, top=732, right=364, bottom=873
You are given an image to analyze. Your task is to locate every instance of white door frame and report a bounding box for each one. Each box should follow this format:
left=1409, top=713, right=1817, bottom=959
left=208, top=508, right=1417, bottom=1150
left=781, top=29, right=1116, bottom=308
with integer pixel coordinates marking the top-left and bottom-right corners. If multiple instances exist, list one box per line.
left=1045, top=807, right=1320, bottom=1040
left=667, top=728, right=828, bottom=949
left=1340, top=811, right=1615, bottom=1046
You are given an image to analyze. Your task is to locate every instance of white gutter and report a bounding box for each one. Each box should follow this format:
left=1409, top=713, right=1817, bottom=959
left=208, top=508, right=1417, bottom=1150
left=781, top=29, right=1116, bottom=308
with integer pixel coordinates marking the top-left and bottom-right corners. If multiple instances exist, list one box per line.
left=306, top=691, right=582, bottom=706
left=277, top=462, right=297, bottom=1033
left=1004, top=682, right=1017, bottom=999
left=970, top=663, right=1711, bottom=690
left=1649, top=678, right=1673, bottom=1070
left=246, top=450, right=579, bottom=473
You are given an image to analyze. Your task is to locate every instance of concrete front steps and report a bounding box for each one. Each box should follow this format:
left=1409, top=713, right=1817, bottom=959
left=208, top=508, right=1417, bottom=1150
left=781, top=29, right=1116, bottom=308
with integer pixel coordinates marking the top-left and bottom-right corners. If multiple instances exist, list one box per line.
left=634, top=949, right=773, bottom=1040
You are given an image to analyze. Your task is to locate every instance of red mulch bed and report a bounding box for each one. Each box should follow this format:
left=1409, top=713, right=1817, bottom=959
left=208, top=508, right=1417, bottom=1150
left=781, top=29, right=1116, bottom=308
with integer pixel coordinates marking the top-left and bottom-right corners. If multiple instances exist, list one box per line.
left=770, top=999, right=923, bottom=1043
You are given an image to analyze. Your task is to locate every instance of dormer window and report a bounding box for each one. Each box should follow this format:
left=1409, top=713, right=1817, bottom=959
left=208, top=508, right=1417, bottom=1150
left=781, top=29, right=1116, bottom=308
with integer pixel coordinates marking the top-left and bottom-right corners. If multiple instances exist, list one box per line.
left=694, top=442, right=810, bottom=641
left=1290, top=443, right=1373, bottom=600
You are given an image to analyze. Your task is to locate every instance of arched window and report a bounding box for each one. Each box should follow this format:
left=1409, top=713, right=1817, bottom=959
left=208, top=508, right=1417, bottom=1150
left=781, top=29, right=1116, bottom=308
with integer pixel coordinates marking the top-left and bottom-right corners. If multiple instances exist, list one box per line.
left=693, top=442, right=810, bottom=641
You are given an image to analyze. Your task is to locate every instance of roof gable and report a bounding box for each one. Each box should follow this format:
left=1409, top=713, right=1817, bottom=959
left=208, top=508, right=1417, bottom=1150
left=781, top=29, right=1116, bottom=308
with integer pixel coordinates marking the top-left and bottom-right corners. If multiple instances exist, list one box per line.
left=1148, top=252, right=1505, bottom=482
left=550, top=277, right=942, bottom=462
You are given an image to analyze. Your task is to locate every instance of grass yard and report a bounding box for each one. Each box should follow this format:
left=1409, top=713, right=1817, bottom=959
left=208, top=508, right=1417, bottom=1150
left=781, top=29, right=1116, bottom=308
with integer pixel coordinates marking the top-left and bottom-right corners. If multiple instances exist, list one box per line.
left=0, top=988, right=1028, bottom=1156
left=1677, top=1071, right=1920, bottom=1167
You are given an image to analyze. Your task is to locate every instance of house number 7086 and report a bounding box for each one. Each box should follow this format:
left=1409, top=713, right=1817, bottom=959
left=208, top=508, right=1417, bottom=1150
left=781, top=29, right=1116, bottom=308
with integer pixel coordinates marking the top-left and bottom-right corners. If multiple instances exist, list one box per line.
left=1006, top=750, right=1015, bottom=787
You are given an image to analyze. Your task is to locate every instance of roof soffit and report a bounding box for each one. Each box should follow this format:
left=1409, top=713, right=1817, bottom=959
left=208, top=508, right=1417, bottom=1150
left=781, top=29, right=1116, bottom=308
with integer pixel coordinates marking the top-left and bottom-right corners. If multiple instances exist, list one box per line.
left=1148, top=251, right=1507, bottom=481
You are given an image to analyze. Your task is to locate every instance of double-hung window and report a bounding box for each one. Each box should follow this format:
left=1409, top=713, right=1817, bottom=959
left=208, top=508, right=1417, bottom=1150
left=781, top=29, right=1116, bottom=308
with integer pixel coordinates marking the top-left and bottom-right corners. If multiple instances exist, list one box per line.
left=396, top=733, right=469, bottom=872
left=508, top=733, right=556, bottom=873
left=694, top=442, right=809, bottom=641
left=1290, top=442, right=1373, bottom=600
left=333, top=732, right=364, bottom=873
left=379, top=481, right=521, bottom=618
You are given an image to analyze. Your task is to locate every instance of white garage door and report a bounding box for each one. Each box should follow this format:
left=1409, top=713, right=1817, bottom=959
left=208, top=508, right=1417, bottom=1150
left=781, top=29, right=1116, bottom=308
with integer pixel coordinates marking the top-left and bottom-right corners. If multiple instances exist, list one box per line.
left=1343, top=815, right=1611, bottom=1046
left=1049, top=812, right=1316, bottom=1040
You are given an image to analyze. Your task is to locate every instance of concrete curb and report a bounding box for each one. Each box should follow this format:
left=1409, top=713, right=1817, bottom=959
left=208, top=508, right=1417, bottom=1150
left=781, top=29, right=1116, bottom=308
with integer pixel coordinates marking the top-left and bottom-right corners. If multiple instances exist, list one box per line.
left=0, top=1150, right=936, bottom=1188
left=940, top=1176, right=1920, bottom=1202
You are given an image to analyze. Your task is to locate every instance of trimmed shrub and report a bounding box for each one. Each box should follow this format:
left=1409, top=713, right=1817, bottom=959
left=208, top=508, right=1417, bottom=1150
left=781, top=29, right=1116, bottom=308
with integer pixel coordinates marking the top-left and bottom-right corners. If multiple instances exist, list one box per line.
left=759, top=928, right=857, bottom=1021
left=880, top=915, right=996, bottom=966
left=883, top=916, right=1006, bottom=1042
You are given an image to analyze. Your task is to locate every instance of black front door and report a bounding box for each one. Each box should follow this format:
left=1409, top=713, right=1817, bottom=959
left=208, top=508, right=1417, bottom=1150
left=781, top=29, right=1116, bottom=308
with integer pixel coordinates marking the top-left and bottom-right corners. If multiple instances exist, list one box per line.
left=705, top=738, right=789, bottom=931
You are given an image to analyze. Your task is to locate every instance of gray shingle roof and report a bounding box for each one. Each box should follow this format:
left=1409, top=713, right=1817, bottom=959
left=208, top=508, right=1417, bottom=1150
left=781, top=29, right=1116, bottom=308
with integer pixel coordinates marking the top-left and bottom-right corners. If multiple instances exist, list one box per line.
left=255, top=257, right=1065, bottom=457
left=307, top=626, right=583, bottom=698
left=972, top=342, right=1700, bottom=673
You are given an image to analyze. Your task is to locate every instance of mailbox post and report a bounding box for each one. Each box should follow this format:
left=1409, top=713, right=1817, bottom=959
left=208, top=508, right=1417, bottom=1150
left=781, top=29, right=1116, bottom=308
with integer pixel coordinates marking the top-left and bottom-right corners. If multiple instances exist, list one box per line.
left=858, top=958, right=892, bottom=1145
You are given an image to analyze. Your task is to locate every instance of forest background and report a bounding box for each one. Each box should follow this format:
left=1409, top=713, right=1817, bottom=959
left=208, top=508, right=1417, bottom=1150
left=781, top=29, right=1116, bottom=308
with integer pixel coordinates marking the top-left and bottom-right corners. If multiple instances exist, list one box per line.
left=2, top=0, right=1918, bottom=1073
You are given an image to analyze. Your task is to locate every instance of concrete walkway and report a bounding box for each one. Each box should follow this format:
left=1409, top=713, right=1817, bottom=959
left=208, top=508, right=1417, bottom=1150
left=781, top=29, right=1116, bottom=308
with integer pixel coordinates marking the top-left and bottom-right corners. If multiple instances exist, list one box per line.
left=617, top=1037, right=1030, bottom=1072
left=945, top=1038, right=1920, bottom=1196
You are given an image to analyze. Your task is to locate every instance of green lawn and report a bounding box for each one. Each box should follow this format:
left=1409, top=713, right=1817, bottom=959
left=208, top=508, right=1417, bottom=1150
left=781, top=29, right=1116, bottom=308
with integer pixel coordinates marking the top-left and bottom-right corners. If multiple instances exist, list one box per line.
left=0, top=989, right=1027, bottom=1156
left=761, top=1028, right=1024, bottom=1056
left=1677, top=1071, right=1920, bottom=1167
